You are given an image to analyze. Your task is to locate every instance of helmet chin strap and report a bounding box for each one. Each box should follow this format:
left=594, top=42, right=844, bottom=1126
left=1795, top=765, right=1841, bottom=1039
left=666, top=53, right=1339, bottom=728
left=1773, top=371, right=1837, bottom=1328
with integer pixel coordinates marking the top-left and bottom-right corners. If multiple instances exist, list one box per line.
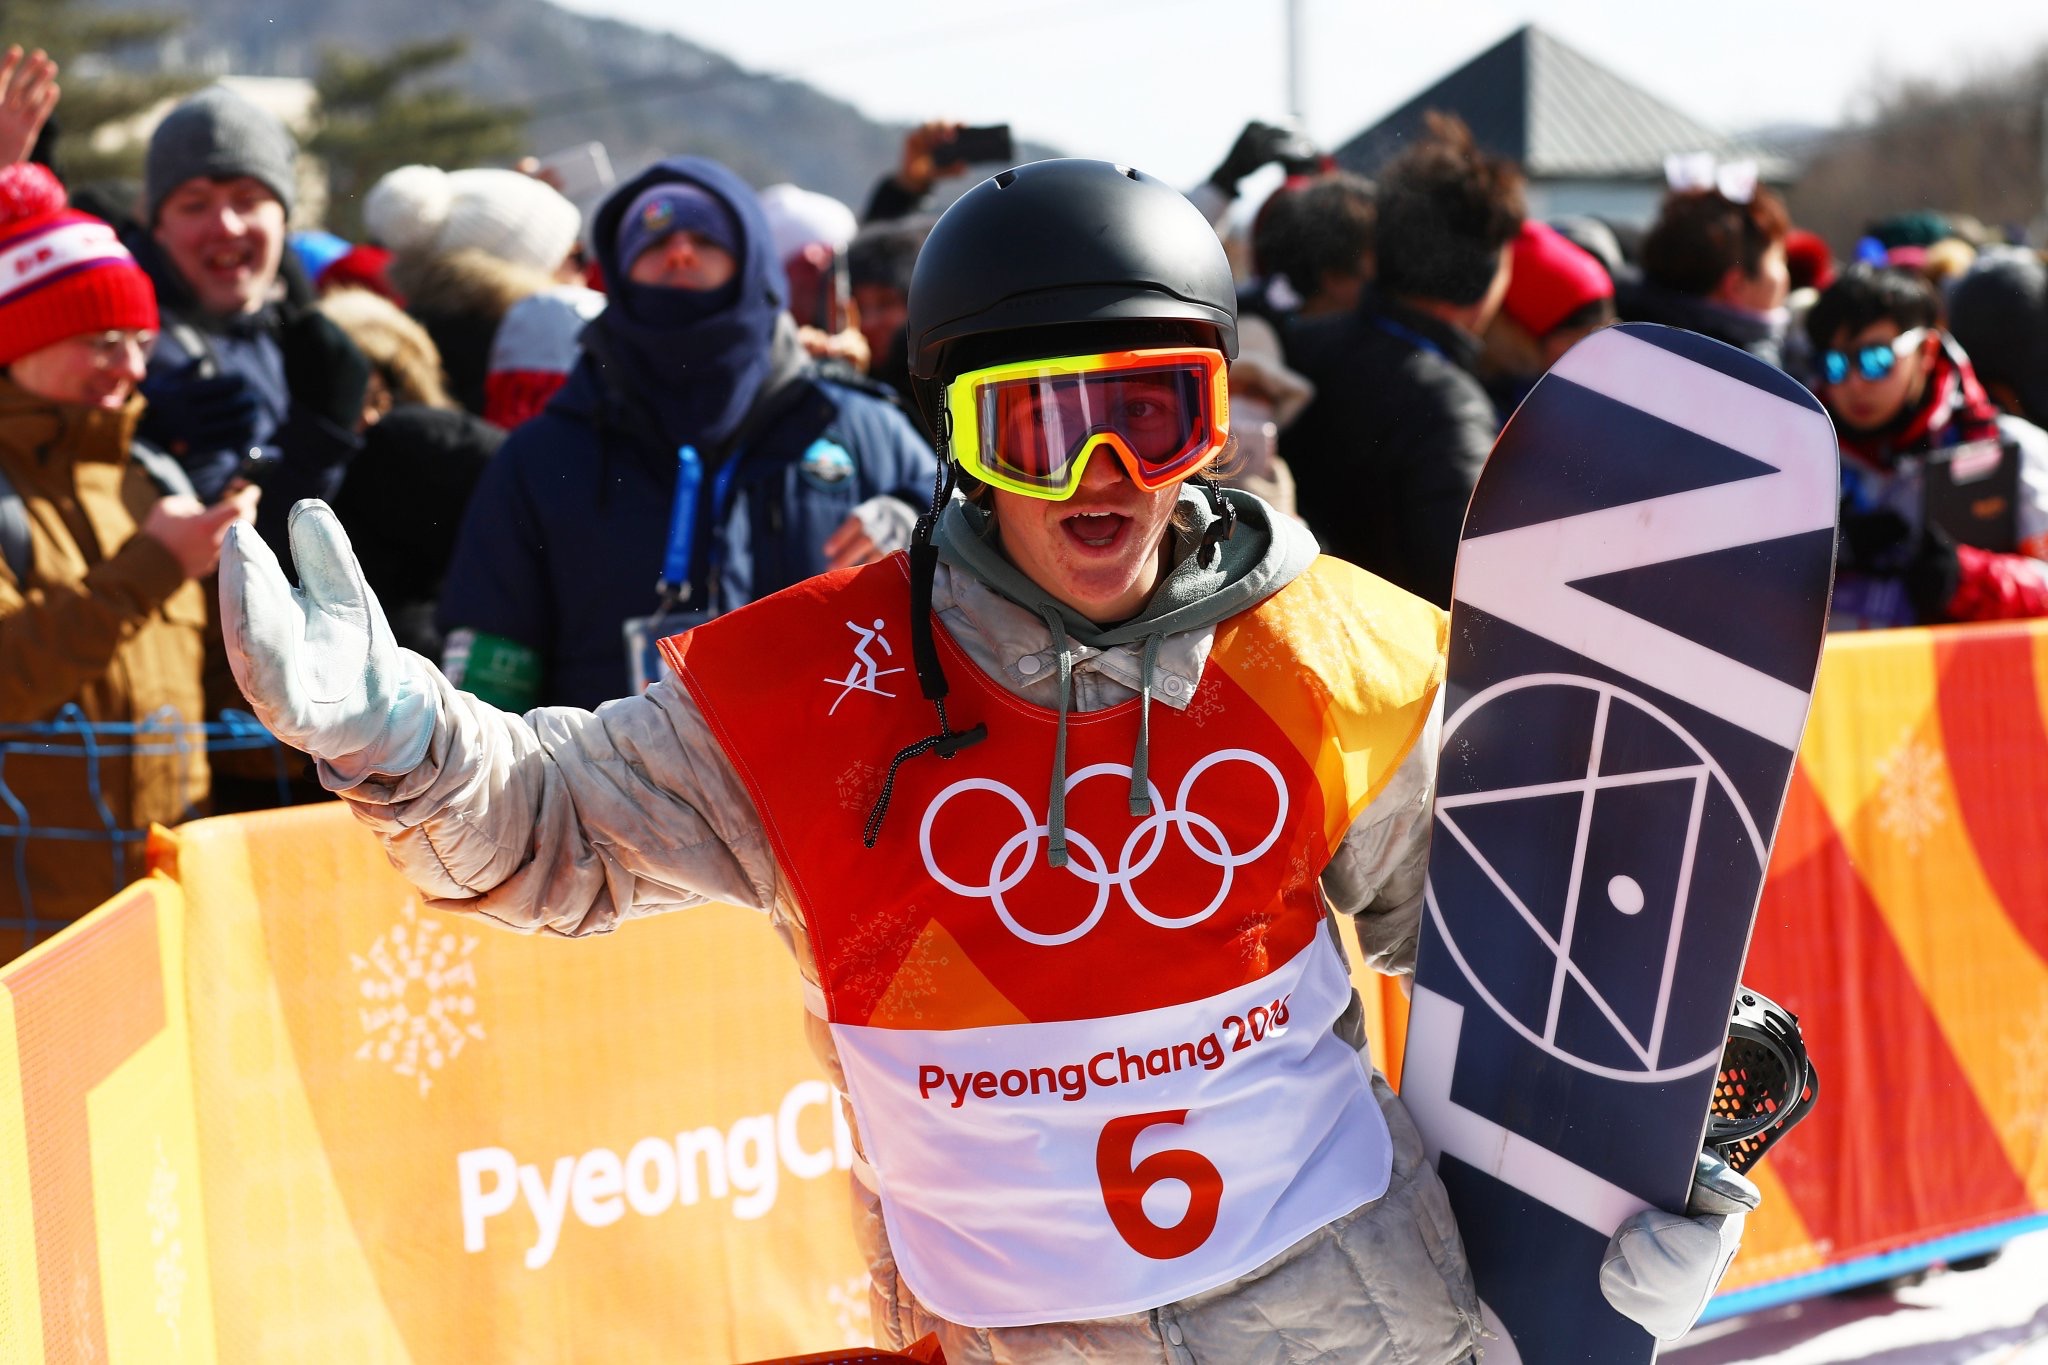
left=862, top=457, right=1234, bottom=849
left=862, top=454, right=988, bottom=849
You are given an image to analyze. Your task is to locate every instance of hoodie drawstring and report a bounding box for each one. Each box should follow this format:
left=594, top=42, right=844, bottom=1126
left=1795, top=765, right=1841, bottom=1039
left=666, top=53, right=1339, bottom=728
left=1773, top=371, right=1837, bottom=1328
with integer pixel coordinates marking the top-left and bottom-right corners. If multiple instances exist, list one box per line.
left=1035, top=603, right=1075, bottom=869
left=1031, top=609, right=1169, bottom=860
left=1129, top=632, right=1164, bottom=817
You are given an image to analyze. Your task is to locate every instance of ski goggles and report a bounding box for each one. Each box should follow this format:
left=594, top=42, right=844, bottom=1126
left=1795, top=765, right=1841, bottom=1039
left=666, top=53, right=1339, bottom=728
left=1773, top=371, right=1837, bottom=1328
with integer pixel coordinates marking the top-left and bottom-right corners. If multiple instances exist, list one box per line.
left=943, top=347, right=1230, bottom=500
left=1818, top=327, right=1928, bottom=386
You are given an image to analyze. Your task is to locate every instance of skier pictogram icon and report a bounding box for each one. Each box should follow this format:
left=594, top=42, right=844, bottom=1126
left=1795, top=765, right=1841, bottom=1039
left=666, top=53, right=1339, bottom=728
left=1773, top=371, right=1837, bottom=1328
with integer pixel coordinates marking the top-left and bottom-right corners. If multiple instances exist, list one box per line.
left=826, top=618, right=907, bottom=714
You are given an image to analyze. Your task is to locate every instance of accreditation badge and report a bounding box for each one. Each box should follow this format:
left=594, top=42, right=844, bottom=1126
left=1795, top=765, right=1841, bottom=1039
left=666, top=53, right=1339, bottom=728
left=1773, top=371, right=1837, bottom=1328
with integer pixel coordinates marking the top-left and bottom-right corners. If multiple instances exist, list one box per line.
left=623, top=608, right=713, bottom=694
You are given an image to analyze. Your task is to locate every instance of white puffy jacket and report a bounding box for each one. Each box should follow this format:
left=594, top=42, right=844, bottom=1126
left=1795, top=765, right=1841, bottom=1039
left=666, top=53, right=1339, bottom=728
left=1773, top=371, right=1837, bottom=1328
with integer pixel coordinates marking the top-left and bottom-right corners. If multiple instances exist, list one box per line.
left=326, top=502, right=1481, bottom=1364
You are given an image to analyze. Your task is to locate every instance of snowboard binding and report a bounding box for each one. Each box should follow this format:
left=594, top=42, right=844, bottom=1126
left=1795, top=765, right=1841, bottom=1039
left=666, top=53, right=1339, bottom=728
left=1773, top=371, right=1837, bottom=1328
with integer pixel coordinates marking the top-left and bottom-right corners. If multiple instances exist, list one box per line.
left=1707, top=986, right=1819, bottom=1175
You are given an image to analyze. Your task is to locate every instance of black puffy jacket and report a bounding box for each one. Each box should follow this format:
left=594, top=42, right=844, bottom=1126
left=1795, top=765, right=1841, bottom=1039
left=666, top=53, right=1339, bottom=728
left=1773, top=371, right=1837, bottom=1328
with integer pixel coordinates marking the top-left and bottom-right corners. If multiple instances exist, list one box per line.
left=1282, top=289, right=1496, bottom=607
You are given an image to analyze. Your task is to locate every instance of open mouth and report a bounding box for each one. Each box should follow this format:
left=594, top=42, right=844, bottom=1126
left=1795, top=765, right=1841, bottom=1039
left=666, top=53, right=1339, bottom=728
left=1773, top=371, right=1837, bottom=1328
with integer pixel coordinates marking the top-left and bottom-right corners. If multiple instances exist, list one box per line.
left=1062, top=512, right=1130, bottom=550
left=203, top=244, right=256, bottom=276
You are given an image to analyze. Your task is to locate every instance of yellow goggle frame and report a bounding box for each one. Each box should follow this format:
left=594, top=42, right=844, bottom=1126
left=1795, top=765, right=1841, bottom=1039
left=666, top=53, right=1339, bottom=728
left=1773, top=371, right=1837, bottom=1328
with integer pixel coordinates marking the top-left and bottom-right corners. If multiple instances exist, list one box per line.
left=943, top=347, right=1231, bottom=501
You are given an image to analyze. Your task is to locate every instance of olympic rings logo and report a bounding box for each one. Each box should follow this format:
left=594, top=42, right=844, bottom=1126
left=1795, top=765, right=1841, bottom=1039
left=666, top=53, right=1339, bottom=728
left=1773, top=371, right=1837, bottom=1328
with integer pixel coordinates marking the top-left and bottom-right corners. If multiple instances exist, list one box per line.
left=918, top=749, right=1290, bottom=946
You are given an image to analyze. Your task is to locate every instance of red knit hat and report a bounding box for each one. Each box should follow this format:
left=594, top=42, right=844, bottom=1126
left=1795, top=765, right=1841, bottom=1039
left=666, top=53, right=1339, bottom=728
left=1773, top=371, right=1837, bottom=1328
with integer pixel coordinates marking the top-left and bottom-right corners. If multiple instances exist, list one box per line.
left=1502, top=220, right=1614, bottom=339
left=0, top=163, right=158, bottom=368
left=318, top=242, right=403, bottom=304
left=1783, top=229, right=1835, bottom=293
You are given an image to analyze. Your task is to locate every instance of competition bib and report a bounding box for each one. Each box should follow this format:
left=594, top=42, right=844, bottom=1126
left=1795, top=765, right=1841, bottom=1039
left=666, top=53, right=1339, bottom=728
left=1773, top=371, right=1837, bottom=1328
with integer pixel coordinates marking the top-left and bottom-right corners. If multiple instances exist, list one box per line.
left=837, top=935, right=1376, bottom=1324
left=664, top=553, right=1445, bottom=1325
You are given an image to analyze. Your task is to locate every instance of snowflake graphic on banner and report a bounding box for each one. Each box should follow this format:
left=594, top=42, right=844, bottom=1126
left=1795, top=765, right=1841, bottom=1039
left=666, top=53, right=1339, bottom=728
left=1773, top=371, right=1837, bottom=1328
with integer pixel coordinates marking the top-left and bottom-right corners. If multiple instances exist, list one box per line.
left=825, top=1272, right=874, bottom=1346
left=2004, top=990, right=2048, bottom=1152
left=70, top=1248, right=97, bottom=1362
left=352, top=899, right=486, bottom=1097
left=1872, top=727, right=1948, bottom=853
left=147, top=1138, right=186, bottom=1350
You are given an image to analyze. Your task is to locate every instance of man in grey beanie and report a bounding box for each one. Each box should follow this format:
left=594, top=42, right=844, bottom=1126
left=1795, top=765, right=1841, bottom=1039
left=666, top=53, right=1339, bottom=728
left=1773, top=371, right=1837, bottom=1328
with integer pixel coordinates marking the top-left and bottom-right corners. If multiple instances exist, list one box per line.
left=125, top=84, right=371, bottom=557
left=146, top=85, right=298, bottom=235
left=144, top=85, right=297, bottom=322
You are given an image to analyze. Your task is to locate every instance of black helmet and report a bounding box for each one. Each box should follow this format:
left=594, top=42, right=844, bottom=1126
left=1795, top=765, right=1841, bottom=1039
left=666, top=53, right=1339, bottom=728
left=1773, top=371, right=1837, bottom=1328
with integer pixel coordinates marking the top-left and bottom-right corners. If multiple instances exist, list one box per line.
left=906, top=159, right=1239, bottom=400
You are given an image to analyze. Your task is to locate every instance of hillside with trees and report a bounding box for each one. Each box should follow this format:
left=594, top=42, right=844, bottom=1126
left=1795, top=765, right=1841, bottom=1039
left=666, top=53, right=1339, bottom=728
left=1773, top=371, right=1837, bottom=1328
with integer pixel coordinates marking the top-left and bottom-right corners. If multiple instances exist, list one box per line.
left=1788, top=48, right=2048, bottom=247
left=70, top=0, right=939, bottom=207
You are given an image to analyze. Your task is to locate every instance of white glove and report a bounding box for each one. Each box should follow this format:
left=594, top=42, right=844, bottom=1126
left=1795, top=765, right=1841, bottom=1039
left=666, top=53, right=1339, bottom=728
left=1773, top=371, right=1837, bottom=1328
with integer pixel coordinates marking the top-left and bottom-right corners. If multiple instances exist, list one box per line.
left=1600, top=1151, right=1761, bottom=1341
left=219, top=500, right=436, bottom=779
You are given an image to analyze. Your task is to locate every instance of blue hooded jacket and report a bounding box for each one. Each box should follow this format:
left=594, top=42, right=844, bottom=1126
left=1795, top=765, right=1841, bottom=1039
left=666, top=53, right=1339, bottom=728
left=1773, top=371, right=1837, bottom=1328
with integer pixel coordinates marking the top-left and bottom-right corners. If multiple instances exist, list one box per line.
left=436, top=157, right=936, bottom=711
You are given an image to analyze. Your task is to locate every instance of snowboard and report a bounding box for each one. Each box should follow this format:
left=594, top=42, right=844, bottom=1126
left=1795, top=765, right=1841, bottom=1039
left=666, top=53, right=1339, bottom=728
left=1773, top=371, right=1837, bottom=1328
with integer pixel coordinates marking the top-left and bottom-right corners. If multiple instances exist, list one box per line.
left=1399, top=323, right=1838, bottom=1363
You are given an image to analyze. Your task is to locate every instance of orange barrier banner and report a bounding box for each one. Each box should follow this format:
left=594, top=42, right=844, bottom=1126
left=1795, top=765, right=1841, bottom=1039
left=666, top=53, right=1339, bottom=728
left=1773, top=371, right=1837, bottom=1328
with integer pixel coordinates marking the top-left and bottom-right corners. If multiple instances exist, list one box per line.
left=1718, top=620, right=2048, bottom=1296
left=179, top=803, right=876, bottom=1361
left=4, top=803, right=875, bottom=1363
left=1, top=877, right=215, bottom=1363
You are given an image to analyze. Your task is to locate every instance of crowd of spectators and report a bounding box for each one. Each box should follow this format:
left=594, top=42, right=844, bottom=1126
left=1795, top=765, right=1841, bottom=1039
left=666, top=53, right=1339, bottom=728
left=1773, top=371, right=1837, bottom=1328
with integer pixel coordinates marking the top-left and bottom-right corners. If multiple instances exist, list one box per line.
left=7, top=40, right=2048, bottom=956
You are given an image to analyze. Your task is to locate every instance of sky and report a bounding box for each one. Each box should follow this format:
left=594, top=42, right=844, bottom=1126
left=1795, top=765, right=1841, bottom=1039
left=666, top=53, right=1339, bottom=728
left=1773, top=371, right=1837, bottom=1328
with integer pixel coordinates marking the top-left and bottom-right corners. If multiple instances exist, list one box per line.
left=555, top=0, right=2048, bottom=191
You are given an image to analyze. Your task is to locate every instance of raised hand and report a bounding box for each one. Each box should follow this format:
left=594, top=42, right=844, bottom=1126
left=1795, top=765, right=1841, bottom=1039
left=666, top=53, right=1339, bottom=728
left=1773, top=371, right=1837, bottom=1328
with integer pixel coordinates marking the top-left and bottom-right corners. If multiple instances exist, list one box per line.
left=0, top=47, right=58, bottom=166
left=219, top=500, right=434, bottom=775
left=1207, top=120, right=1321, bottom=193
left=898, top=120, right=965, bottom=197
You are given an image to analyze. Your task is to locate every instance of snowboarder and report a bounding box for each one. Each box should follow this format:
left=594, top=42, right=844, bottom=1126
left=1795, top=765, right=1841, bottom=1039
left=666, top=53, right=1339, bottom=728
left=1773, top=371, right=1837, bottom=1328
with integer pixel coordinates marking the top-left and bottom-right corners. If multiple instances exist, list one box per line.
left=219, top=158, right=1746, bottom=1362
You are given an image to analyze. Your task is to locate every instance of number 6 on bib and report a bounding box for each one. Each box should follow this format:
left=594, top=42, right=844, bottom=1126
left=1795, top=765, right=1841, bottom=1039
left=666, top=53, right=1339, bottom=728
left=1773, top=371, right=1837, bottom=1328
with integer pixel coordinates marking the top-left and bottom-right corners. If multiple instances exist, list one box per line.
left=1096, top=1110, right=1225, bottom=1260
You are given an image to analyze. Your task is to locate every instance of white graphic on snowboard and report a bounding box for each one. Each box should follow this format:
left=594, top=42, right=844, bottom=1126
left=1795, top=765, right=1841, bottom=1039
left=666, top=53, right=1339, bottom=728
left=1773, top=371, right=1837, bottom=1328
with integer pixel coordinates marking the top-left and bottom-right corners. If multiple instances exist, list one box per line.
left=1456, top=328, right=1836, bottom=751
left=1427, top=673, right=1768, bottom=1084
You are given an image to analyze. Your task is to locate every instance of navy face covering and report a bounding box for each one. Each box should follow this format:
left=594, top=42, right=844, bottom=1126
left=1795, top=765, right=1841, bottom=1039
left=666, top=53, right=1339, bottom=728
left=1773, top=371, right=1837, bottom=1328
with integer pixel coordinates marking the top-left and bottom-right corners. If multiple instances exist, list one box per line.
left=588, top=157, right=787, bottom=453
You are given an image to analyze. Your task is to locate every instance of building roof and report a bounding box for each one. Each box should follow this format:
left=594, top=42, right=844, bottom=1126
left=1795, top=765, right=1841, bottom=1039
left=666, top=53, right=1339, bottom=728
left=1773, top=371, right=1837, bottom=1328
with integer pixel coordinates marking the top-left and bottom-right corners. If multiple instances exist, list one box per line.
left=1333, top=25, right=1786, bottom=183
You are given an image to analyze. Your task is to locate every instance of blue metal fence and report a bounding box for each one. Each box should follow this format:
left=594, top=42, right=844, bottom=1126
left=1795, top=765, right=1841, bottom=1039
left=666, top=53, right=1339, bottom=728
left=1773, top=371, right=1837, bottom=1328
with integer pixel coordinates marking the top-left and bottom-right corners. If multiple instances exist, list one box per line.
left=0, top=705, right=288, bottom=944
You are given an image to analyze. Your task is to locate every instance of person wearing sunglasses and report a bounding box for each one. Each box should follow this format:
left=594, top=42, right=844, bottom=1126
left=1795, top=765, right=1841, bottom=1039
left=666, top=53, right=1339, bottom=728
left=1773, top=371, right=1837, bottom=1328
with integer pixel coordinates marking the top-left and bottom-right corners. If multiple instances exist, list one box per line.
left=1807, top=264, right=2048, bottom=629
left=0, top=163, right=259, bottom=955
left=218, top=158, right=1747, bottom=1362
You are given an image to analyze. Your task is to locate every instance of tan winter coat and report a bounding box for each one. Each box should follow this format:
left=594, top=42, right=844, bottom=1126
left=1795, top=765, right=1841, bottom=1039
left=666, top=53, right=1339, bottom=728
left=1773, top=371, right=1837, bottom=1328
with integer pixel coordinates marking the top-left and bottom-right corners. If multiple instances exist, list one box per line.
left=0, top=379, right=208, bottom=956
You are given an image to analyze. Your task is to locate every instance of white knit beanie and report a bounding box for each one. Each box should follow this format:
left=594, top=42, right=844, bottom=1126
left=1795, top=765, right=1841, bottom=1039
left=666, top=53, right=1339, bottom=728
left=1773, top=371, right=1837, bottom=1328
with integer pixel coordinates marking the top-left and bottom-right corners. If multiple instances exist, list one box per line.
left=364, top=165, right=583, bottom=274
left=758, top=183, right=857, bottom=264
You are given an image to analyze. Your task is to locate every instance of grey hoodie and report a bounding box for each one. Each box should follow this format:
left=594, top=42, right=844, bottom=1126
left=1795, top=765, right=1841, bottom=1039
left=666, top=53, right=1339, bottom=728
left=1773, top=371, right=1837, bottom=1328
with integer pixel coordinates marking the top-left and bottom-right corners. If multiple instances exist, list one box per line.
left=326, top=491, right=1476, bottom=1363
left=935, top=487, right=1316, bottom=867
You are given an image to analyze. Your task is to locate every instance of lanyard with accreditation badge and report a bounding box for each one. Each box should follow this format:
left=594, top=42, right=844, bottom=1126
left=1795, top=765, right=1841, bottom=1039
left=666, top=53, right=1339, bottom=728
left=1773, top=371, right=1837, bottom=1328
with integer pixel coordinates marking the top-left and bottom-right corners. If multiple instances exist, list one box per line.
left=623, top=443, right=744, bottom=693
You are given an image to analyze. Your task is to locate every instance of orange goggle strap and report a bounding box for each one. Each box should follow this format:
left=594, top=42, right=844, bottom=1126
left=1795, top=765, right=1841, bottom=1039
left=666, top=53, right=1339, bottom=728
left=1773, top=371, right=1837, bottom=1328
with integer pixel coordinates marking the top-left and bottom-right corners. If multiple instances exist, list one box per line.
left=944, top=348, right=1230, bottom=499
